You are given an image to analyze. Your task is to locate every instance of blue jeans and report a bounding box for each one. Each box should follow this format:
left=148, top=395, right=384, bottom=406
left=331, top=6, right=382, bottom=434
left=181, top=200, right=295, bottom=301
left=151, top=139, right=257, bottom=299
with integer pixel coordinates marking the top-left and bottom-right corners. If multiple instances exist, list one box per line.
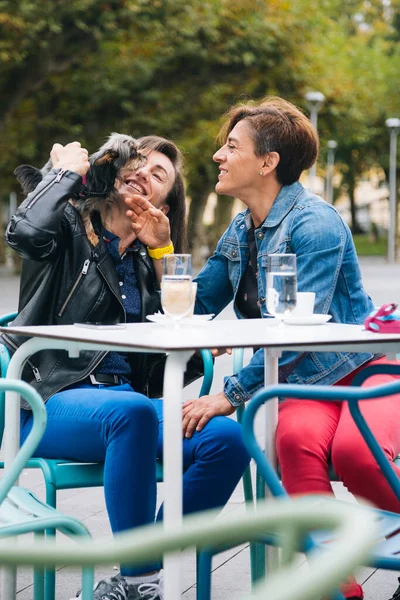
left=20, top=382, right=250, bottom=575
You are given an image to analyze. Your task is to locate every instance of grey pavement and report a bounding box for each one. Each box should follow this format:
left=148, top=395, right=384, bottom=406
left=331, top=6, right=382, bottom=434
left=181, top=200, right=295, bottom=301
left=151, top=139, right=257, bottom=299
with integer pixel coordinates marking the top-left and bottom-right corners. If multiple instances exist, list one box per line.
left=1, top=257, right=400, bottom=598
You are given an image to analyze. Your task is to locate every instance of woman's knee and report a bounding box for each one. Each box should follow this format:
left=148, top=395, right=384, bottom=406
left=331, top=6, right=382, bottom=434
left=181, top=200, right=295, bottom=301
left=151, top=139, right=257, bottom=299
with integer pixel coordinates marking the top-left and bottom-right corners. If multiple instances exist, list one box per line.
left=197, top=416, right=250, bottom=469
left=106, top=394, right=158, bottom=434
left=277, top=419, right=318, bottom=458
left=331, top=438, right=379, bottom=483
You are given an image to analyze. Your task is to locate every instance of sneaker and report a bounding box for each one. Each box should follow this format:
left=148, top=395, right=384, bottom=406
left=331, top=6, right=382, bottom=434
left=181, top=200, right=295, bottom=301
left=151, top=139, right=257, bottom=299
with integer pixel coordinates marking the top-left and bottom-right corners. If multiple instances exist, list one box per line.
left=72, top=574, right=129, bottom=599
left=127, top=572, right=163, bottom=600
left=72, top=573, right=164, bottom=600
left=389, top=577, right=400, bottom=600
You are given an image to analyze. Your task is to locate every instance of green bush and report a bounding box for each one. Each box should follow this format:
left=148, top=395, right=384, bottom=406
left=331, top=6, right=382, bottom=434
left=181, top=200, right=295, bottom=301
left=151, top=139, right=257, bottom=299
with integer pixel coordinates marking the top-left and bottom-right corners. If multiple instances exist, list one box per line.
left=353, top=234, right=387, bottom=256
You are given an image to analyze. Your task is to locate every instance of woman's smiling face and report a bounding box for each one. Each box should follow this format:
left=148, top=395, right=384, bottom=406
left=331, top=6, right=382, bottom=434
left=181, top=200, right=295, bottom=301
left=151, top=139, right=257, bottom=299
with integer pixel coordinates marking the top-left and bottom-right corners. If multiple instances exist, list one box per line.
left=116, top=150, right=176, bottom=209
left=213, top=119, right=262, bottom=200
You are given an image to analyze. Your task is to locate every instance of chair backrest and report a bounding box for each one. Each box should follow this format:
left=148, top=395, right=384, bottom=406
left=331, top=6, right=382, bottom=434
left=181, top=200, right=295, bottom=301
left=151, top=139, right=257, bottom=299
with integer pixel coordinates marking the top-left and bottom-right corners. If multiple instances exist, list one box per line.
left=0, top=377, right=47, bottom=503
left=0, top=496, right=377, bottom=600
left=0, top=312, right=18, bottom=449
left=241, top=378, right=400, bottom=501
left=199, top=349, right=214, bottom=396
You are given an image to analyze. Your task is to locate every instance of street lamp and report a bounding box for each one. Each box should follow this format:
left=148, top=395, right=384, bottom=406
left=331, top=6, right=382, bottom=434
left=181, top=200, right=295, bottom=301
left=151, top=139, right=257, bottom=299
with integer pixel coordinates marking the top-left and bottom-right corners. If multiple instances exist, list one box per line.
left=305, top=91, right=325, bottom=192
left=385, top=117, right=400, bottom=263
left=325, top=140, right=338, bottom=204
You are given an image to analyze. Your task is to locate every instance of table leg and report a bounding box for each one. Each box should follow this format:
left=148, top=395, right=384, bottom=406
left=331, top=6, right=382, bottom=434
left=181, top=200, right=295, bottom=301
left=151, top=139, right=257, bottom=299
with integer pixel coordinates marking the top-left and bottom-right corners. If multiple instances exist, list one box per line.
left=264, top=349, right=281, bottom=573
left=162, top=350, right=191, bottom=600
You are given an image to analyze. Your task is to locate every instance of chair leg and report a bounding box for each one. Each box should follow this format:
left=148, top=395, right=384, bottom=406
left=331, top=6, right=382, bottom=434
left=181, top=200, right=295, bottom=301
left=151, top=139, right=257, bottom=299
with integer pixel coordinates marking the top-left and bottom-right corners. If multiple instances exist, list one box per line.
left=328, top=591, right=346, bottom=600
left=241, top=464, right=259, bottom=586
left=33, top=531, right=45, bottom=600
left=196, top=550, right=213, bottom=600
left=81, top=567, right=95, bottom=600
left=44, top=566, right=56, bottom=600
left=45, top=482, right=57, bottom=600
left=254, top=469, right=266, bottom=582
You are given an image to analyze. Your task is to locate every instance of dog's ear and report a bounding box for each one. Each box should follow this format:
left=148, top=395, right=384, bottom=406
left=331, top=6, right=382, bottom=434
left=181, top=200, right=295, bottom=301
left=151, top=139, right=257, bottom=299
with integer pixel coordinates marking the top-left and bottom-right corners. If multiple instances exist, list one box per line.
left=79, top=134, right=142, bottom=199
left=14, top=165, right=44, bottom=195
left=82, top=151, right=120, bottom=198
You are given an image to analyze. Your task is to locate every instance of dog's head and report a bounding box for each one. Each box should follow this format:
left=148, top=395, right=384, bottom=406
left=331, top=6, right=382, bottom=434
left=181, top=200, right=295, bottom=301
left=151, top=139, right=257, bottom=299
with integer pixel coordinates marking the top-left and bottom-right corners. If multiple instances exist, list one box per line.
left=14, top=133, right=146, bottom=199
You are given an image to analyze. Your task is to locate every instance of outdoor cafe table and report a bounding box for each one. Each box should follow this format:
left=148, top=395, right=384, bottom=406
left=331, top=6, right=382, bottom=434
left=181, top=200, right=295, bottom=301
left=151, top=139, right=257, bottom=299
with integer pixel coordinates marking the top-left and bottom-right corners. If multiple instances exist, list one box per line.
left=2, top=319, right=400, bottom=600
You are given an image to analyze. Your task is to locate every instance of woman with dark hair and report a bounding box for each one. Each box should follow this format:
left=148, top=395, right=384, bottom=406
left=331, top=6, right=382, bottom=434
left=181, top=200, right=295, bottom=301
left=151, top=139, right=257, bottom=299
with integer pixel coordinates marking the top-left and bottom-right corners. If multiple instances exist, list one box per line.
left=136, top=135, right=188, bottom=254
left=181, top=96, right=400, bottom=600
left=4, top=134, right=249, bottom=600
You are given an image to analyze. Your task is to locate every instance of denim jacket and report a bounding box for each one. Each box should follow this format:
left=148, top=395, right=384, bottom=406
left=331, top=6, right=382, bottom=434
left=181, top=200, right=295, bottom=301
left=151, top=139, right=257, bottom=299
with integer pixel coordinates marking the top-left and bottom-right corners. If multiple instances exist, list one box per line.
left=195, top=181, right=375, bottom=406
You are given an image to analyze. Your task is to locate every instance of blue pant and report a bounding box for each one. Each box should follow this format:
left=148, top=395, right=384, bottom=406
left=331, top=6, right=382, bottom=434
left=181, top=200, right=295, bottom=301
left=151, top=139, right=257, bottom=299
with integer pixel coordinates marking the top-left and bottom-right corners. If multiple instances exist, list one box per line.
left=20, top=383, right=250, bottom=575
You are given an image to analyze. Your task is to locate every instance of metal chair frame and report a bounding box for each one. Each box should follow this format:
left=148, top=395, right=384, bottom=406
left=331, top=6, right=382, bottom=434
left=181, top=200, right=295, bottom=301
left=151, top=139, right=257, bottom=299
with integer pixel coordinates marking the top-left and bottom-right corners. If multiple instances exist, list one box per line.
left=241, top=370, right=400, bottom=582
left=0, top=377, right=94, bottom=600
left=0, top=496, right=378, bottom=600
left=0, top=311, right=214, bottom=599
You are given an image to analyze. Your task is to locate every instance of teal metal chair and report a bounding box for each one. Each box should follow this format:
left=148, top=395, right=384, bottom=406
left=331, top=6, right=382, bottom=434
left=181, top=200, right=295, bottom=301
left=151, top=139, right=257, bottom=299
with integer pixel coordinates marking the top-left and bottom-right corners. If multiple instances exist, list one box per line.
left=0, top=377, right=94, bottom=600
left=0, top=495, right=378, bottom=600
left=0, top=311, right=214, bottom=599
left=240, top=373, right=400, bottom=593
left=231, top=350, right=400, bottom=557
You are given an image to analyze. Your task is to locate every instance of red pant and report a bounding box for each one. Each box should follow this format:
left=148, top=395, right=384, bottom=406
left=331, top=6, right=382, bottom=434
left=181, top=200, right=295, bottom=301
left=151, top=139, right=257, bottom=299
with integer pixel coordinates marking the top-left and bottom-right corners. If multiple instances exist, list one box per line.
left=276, top=357, right=400, bottom=598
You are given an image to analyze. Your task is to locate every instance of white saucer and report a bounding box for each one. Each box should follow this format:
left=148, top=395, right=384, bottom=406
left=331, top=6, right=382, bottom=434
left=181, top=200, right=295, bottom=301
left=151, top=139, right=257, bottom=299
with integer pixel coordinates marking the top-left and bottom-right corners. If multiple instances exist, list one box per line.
left=283, top=314, right=332, bottom=326
left=146, top=313, right=214, bottom=325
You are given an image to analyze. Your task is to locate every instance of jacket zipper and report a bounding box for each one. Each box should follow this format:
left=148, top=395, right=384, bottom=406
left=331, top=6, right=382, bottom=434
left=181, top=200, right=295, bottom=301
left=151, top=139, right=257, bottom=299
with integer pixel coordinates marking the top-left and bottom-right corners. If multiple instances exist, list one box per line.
left=58, top=259, right=91, bottom=317
left=2, top=333, right=42, bottom=382
left=26, top=169, right=67, bottom=210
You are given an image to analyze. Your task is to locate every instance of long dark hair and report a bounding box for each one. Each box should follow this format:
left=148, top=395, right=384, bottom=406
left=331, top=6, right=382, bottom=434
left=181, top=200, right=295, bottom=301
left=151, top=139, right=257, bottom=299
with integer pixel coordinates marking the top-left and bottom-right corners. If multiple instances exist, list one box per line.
left=137, top=136, right=188, bottom=254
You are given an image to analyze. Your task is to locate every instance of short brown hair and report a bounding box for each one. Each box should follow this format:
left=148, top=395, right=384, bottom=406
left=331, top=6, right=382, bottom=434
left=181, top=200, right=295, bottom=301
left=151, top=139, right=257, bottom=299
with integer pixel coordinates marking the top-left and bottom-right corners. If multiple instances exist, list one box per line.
left=218, top=97, right=319, bottom=185
left=137, top=135, right=188, bottom=254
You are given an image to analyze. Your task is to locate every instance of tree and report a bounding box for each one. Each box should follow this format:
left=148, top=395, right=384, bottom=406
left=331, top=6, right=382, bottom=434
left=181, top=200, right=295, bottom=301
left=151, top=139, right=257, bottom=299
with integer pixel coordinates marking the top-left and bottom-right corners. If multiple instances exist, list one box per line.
left=2, top=0, right=400, bottom=263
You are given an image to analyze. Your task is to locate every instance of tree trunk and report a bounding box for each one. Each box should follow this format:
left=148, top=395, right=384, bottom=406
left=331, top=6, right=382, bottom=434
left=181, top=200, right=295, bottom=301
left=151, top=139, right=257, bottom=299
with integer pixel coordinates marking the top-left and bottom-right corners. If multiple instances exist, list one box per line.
left=208, top=194, right=234, bottom=250
left=348, top=176, right=363, bottom=234
left=187, top=185, right=213, bottom=268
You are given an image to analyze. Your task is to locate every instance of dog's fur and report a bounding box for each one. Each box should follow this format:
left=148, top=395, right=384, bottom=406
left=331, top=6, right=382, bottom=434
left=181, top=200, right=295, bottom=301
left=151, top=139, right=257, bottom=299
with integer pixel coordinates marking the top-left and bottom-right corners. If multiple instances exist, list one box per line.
left=14, top=133, right=146, bottom=247
left=14, top=133, right=143, bottom=200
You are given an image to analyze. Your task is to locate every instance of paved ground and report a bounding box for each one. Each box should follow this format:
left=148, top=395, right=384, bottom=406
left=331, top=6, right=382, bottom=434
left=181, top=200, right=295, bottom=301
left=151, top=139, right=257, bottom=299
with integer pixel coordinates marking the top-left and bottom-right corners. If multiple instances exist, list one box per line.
left=1, top=257, right=400, bottom=599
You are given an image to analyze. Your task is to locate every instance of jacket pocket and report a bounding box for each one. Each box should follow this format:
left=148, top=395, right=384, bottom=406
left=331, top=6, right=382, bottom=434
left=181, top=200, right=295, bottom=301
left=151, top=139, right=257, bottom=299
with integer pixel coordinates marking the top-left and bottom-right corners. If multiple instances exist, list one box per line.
left=220, top=240, right=241, bottom=262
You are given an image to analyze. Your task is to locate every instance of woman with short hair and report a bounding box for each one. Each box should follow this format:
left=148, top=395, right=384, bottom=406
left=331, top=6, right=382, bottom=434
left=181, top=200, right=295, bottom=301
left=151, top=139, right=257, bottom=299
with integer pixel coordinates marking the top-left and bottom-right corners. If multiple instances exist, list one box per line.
left=183, top=96, right=400, bottom=600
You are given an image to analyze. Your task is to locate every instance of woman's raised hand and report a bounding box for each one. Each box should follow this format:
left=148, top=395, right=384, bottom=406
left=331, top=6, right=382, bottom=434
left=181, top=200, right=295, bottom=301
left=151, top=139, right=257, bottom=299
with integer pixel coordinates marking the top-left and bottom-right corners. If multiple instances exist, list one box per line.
left=125, top=195, right=172, bottom=250
left=50, top=142, right=90, bottom=177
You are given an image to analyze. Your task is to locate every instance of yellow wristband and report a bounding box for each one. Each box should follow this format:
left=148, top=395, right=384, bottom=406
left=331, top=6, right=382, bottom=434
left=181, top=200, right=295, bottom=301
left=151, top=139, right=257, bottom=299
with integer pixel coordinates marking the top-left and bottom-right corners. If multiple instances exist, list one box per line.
left=147, top=242, right=174, bottom=260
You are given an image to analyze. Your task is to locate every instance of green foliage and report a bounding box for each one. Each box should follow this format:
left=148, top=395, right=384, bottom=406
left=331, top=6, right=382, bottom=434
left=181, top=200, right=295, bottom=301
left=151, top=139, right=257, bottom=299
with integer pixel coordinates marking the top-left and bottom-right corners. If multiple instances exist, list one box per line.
left=0, top=0, right=399, bottom=250
left=353, top=233, right=388, bottom=256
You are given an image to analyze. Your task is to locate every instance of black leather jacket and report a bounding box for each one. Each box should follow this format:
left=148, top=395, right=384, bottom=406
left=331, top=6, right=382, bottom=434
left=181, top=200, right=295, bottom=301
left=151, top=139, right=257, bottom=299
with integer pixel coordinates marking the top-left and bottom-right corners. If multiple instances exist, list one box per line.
left=4, top=167, right=203, bottom=403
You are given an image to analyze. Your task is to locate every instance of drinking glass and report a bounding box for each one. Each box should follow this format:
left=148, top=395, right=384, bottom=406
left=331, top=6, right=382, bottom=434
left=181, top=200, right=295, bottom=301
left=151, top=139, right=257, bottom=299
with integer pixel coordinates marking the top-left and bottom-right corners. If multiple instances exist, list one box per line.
left=266, top=254, right=297, bottom=322
left=161, top=254, right=193, bottom=326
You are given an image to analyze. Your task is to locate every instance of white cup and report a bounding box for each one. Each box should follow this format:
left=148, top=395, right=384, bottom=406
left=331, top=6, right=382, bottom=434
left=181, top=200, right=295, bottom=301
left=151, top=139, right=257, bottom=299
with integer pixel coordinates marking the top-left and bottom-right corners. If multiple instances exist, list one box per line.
left=293, top=292, right=315, bottom=316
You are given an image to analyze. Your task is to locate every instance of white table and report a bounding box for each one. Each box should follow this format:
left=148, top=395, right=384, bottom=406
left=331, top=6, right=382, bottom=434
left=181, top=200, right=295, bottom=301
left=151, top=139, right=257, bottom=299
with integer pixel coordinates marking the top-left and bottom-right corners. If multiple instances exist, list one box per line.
left=2, top=319, right=400, bottom=599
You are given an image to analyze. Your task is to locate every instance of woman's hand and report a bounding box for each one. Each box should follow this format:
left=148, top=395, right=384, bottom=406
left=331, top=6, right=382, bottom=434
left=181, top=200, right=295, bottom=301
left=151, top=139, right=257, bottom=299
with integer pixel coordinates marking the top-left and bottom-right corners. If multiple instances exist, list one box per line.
left=50, top=142, right=90, bottom=176
left=125, top=195, right=171, bottom=249
left=182, top=392, right=236, bottom=438
left=210, top=348, right=232, bottom=357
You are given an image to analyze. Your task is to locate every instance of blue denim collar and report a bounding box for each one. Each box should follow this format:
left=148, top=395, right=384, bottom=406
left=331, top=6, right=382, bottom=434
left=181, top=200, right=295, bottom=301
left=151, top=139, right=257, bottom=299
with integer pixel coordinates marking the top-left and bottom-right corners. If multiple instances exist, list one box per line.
left=234, top=181, right=305, bottom=231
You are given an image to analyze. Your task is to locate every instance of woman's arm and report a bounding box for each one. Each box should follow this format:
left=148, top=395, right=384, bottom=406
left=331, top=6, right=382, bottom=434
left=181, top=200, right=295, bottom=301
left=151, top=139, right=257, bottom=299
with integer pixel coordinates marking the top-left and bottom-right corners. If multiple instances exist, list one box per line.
left=6, top=143, right=89, bottom=261
left=181, top=203, right=351, bottom=434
